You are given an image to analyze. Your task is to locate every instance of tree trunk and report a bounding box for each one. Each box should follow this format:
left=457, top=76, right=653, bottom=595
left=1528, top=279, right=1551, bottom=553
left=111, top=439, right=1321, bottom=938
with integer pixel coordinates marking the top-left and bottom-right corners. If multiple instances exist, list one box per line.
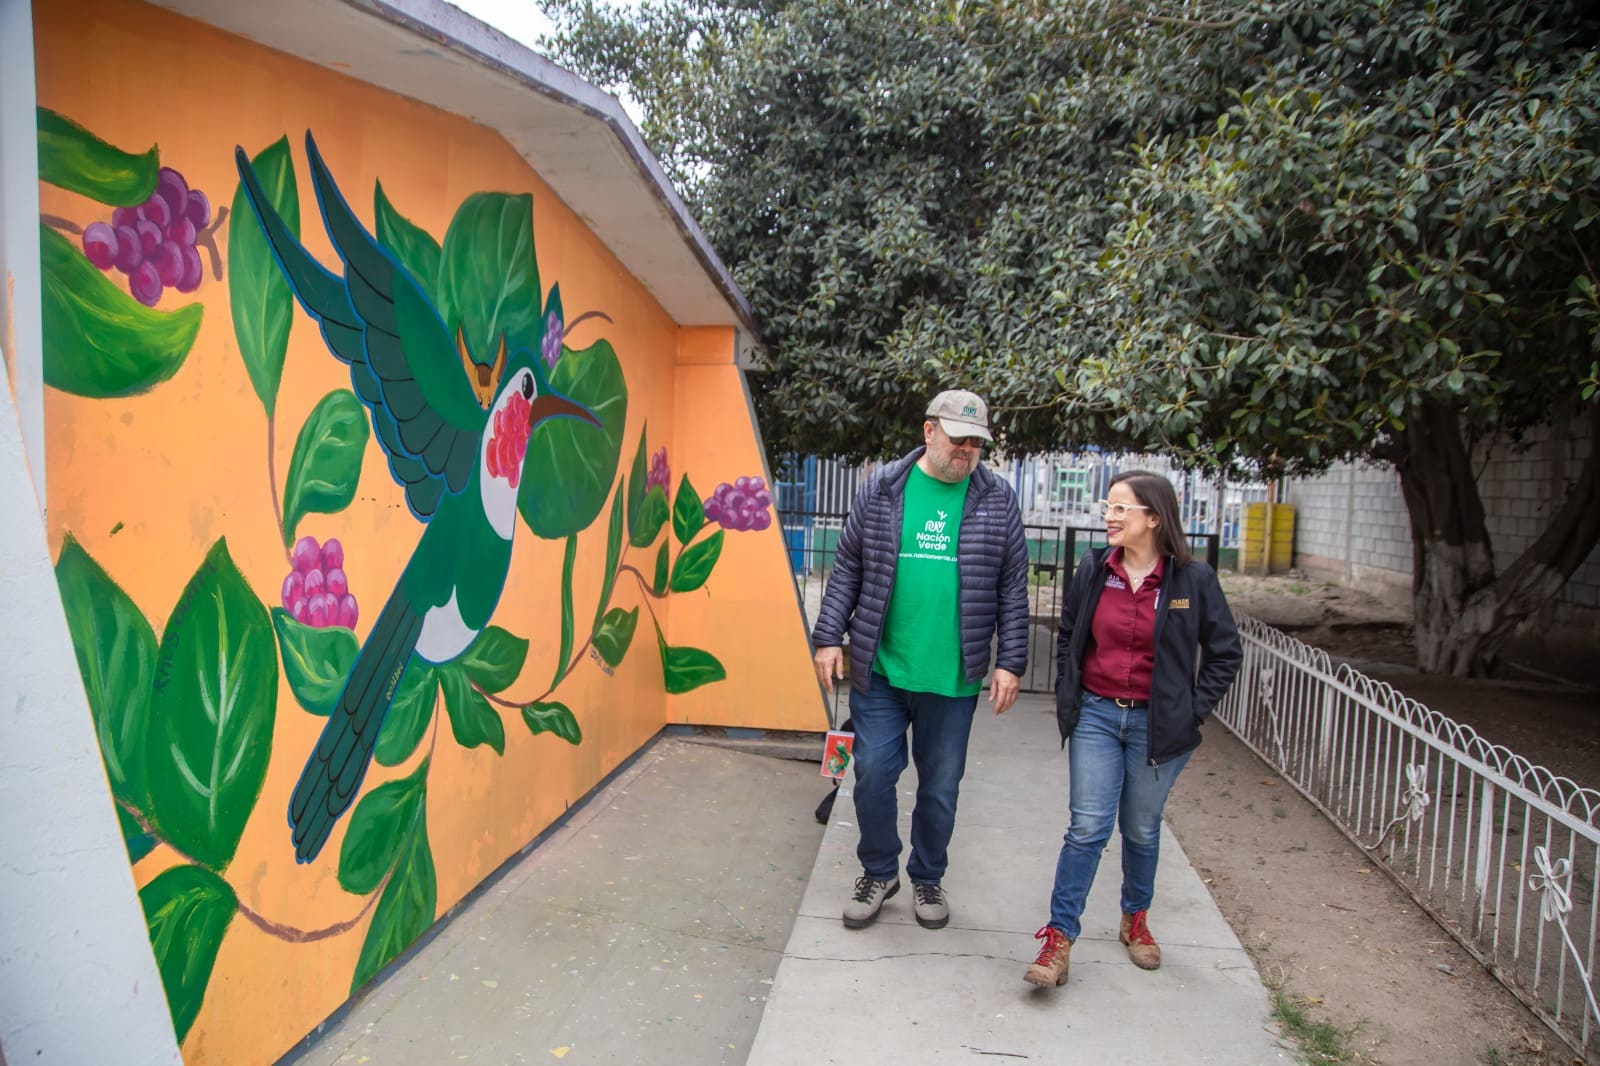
left=1393, top=400, right=1600, bottom=677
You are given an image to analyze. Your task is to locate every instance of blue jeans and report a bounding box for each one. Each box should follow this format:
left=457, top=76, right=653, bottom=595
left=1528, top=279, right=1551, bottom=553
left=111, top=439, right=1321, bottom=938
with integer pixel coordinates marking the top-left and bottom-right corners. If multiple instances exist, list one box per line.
left=1048, top=693, right=1192, bottom=939
left=849, top=671, right=979, bottom=883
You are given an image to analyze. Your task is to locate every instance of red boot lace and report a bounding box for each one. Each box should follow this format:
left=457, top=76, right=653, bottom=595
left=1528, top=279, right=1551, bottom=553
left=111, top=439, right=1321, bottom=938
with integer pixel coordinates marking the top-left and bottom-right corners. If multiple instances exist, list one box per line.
left=1032, top=925, right=1068, bottom=964
left=1125, top=910, right=1156, bottom=946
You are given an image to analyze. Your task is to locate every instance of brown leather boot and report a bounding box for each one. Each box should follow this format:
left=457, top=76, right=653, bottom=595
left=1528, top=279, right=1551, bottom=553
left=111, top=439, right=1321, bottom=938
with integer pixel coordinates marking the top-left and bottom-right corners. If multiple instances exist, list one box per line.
left=1120, top=910, right=1161, bottom=970
left=1024, top=925, right=1073, bottom=987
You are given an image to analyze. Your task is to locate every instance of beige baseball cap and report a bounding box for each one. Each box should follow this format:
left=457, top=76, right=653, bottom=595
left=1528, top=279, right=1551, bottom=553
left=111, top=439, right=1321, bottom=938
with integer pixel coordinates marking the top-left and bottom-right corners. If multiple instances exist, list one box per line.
left=925, top=389, right=992, bottom=441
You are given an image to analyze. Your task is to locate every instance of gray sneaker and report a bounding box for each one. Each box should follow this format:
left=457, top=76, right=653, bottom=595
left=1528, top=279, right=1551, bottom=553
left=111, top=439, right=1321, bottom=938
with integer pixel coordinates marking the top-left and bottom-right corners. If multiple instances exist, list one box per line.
left=843, top=875, right=900, bottom=929
left=912, top=882, right=949, bottom=929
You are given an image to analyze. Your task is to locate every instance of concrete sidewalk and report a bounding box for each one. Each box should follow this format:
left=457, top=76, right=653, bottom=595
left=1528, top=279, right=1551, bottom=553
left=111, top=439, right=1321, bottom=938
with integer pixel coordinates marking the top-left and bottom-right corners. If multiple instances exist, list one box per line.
left=285, top=739, right=826, bottom=1065
left=286, top=693, right=1286, bottom=1064
left=748, top=692, right=1288, bottom=1064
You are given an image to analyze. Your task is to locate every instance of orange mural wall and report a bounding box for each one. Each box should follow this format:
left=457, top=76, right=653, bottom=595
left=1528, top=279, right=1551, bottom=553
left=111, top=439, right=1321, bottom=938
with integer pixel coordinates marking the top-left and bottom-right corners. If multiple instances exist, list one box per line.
left=31, top=0, right=822, bottom=1062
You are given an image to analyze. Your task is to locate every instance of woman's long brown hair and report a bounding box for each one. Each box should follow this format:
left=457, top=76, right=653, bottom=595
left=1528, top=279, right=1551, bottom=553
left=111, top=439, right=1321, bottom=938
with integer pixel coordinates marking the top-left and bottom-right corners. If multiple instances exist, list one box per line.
left=1109, top=470, right=1193, bottom=568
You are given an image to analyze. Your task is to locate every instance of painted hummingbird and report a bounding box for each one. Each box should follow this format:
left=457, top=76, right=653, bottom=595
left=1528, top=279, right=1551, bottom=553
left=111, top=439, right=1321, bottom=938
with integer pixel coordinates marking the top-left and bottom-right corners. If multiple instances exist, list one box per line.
left=236, top=134, right=597, bottom=862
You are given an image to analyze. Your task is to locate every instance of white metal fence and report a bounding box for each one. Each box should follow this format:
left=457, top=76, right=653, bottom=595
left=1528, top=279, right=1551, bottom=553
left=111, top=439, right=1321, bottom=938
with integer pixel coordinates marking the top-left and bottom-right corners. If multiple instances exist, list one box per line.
left=1217, top=616, right=1600, bottom=1061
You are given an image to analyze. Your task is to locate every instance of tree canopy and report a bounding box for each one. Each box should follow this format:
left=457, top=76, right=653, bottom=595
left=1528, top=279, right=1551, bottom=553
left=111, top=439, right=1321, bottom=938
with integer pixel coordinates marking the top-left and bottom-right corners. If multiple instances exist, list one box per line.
left=547, top=0, right=1600, bottom=674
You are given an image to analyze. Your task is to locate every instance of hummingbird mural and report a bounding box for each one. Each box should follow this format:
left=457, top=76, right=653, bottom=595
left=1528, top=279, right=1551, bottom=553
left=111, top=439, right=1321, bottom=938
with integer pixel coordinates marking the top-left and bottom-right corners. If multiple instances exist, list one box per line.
left=236, top=134, right=599, bottom=862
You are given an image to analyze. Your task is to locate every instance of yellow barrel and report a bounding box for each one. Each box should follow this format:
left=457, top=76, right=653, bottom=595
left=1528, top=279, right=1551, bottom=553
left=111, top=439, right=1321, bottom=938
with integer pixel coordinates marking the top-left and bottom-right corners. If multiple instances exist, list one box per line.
left=1241, top=502, right=1295, bottom=573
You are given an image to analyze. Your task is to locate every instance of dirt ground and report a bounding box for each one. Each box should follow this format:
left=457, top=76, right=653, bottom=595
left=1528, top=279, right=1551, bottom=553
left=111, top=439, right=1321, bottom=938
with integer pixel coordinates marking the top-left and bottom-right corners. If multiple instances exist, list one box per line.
left=1165, top=574, right=1599, bottom=1065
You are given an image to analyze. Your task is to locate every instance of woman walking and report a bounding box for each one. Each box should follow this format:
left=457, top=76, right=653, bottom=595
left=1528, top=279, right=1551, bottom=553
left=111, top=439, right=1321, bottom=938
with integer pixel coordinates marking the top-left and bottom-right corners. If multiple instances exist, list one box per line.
left=1025, top=470, right=1242, bottom=989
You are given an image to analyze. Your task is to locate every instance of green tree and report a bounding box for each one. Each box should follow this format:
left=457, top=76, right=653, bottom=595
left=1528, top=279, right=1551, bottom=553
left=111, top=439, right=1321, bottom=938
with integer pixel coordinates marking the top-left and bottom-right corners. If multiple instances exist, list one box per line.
left=547, top=0, right=1600, bottom=676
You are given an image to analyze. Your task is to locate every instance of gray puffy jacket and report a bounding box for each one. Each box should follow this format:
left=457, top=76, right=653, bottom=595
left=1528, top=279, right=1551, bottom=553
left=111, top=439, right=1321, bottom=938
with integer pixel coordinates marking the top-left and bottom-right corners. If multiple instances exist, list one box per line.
left=811, top=448, right=1029, bottom=686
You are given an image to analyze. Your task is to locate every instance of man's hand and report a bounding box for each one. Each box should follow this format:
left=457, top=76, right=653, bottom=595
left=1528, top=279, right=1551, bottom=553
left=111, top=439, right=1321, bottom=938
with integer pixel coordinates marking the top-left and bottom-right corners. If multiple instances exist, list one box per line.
left=989, top=668, right=1020, bottom=715
left=814, top=646, right=845, bottom=694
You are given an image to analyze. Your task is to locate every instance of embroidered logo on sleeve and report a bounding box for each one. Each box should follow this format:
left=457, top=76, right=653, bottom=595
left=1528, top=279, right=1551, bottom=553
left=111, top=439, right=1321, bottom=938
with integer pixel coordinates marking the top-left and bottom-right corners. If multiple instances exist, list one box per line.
left=1171, top=597, right=1191, bottom=609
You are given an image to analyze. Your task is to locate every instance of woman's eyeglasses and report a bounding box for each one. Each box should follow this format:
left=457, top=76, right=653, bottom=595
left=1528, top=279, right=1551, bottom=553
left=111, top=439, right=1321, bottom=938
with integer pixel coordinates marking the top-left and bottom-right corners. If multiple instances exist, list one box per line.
left=1096, top=500, right=1153, bottom=519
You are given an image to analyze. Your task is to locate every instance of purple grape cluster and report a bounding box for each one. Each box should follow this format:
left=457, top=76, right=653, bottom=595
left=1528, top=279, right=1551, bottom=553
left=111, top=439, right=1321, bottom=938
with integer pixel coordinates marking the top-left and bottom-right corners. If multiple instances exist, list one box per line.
left=646, top=447, right=670, bottom=494
left=703, top=475, right=772, bottom=532
left=541, top=310, right=563, bottom=369
left=81, top=166, right=210, bottom=307
left=282, top=535, right=359, bottom=630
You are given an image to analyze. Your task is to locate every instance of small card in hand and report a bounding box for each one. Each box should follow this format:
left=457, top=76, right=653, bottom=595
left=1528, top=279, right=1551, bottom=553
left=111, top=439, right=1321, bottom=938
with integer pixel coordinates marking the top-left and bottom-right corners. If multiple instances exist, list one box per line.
left=821, top=731, right=854, bottom=779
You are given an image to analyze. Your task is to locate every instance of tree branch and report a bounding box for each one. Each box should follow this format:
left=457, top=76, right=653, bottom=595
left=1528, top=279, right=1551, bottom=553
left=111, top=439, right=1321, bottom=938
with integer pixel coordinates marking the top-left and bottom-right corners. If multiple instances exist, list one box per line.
left=1489, top=402, right=1600, bottom=596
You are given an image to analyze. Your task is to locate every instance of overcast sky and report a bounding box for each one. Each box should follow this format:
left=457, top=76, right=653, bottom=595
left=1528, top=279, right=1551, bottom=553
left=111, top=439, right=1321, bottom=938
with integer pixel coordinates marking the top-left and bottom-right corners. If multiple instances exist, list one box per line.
left=444, top=0, right=648, bottom=123
left=449, top=0, right=557, bottom=51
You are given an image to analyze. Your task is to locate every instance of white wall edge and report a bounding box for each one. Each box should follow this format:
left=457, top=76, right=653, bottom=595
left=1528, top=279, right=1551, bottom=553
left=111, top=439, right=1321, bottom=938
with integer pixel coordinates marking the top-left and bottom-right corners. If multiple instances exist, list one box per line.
left=0, top=379, right=181, bottom=1063
left=0, top=0, right=46, bottom=515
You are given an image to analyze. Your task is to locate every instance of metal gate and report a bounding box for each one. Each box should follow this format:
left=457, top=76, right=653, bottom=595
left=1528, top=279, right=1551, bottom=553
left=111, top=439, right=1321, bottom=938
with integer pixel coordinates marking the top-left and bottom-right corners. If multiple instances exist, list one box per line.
left=1018, top=525, right=1220, bottom=694
left=780, top=507, right=1217, bottom=697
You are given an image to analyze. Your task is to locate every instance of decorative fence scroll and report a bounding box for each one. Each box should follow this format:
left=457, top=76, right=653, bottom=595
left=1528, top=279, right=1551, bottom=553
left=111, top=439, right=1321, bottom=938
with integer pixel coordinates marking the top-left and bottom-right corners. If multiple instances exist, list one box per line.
left=1217, top=616, right=1599, bottom=1062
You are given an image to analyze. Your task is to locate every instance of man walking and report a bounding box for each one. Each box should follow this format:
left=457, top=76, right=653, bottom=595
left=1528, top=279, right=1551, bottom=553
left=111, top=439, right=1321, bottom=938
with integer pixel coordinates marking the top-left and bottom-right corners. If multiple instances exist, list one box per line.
left=812, top=389, right=1028, bottom=930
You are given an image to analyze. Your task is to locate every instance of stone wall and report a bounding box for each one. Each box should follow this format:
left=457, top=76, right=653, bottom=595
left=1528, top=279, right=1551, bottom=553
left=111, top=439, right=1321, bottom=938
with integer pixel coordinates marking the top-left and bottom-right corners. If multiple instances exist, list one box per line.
left=1286, top=411, right=1600, bottom=635
left=1287, top=461, right=1415, bottom=602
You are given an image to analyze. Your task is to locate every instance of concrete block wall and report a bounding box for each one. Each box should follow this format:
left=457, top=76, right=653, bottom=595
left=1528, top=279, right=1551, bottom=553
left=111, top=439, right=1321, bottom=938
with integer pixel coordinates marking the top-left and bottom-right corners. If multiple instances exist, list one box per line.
left=1288, top=461, right=1415, bottom=603
left=1475, top=418, right=1600, bottom=610
left=1287, top=411, right=1600, bottom=618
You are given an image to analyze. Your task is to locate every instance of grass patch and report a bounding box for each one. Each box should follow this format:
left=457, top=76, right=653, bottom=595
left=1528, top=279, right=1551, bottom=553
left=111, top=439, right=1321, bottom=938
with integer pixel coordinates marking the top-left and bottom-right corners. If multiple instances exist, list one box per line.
left=1273, top=991, right=1361, bottom=1065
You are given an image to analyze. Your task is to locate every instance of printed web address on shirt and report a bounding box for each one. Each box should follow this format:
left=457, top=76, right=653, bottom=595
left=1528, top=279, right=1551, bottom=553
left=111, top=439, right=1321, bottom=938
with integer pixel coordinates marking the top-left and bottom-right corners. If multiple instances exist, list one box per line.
left=900, top=552, right=958, bottom=562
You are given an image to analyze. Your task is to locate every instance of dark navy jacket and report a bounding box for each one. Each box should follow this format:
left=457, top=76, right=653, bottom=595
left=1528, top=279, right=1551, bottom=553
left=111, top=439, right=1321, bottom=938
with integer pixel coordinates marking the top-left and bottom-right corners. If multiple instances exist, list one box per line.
left=1055, top=547, right=1242, bottom=763
left=812, top=448, right=1029, bottom=687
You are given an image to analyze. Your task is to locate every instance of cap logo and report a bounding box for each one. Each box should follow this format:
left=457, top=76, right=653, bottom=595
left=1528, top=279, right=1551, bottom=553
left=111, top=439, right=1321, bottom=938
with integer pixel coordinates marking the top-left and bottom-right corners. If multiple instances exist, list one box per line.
left=962, top=403, right=977, bottom=417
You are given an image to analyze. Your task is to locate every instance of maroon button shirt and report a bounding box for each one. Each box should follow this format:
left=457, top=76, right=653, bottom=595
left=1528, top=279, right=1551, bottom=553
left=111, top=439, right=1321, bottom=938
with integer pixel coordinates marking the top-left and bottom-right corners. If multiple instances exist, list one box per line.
left=1080, top=548, right=1165, bottom=702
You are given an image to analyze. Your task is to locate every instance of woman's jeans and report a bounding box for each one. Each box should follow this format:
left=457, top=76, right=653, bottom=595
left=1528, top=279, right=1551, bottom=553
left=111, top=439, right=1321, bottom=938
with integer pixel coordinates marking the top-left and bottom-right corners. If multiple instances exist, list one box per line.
left=850, top=670, right=979, bottom=884
left=1048, top=693, right=1192, bottom=939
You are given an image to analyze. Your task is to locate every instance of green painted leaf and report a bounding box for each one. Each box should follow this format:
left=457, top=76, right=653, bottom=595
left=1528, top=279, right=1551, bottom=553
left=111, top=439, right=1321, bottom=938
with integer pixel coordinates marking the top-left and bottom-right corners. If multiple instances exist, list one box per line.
left=117, top=804, right=157, bottom=865
left=672, top=475, right=705, bottom=544
left=338, top=760, right=426, bottom=895
left=652, top=540, right=670, bottom=596
left=592, top=606, right=639, bottom=667
left=54, top=533, right=154, bottom=809
left=39, top=225, right=201, bottom=398
left=229, top=136, right=298, bottom=413
left=593, top=483, right=624, bottom=635
left=624, top=428, right=668, bottom=547
left=375, top=661, right=437, bottom=767
left=520, top=340, right=628, bottom=539
left=140, top=864, right=239, bottom=1042
left=271, top=608, right=358, bottom=716
left=146, top=540, right=277, bottom=872
left=657, top=632, right=726, bottom=695
left=626, top=430, right=649, bottom=537
left=459, top=626, right=528, bottom=693
left=36, top=108, right=156, bottom=205
left=282, top=389, right=370, bottom=546
left=630, top=488, right=668, bottom=549
left=351, top=809, right=436, bottom=993
left=520, top=701, right=582, bottom=745
left=374, top=180, right=442, bottom=307
left=556, top=535, right=577, bottom=690
left=670, top=530, right=723, bottom=593
left=437, top=192, right=539, bottom=363
left=439, top=666, right=505, bottom=754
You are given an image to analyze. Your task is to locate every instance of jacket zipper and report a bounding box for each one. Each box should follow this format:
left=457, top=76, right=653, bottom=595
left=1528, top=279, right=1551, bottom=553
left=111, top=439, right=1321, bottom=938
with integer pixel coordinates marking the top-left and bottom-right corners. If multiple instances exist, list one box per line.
left=1147, top=561, right=1172, bottom=767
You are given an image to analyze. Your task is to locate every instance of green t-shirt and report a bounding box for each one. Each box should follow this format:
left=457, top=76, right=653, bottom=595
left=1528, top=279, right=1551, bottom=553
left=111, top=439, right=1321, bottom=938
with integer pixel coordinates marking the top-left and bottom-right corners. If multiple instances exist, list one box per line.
left=874, top=466, right=981, bottom=697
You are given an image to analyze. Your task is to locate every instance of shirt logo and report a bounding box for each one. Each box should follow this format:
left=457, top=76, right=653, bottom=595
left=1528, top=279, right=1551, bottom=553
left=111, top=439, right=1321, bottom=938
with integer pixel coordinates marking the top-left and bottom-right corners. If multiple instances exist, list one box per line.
left=1171, top=597, right=1190, bottom=609
left=1105, top=575, right=1128, bottom=590
left=915, top=508, right=952, bottom=553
